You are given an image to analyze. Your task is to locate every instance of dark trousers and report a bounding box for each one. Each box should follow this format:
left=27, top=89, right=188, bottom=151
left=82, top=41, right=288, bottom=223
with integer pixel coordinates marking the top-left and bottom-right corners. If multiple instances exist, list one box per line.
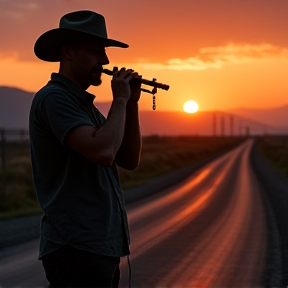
left=42, top=246, right=120, bottom=288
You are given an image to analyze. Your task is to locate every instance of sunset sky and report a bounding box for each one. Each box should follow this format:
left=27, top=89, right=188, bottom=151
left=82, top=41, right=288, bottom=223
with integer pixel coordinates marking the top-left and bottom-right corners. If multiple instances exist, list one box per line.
left=0, top=0, right=287, bottom=112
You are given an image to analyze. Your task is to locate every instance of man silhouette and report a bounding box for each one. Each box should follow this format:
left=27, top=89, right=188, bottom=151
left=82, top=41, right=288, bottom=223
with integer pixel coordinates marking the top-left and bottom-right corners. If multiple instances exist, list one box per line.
left=30, top=10, right=142, bottom=287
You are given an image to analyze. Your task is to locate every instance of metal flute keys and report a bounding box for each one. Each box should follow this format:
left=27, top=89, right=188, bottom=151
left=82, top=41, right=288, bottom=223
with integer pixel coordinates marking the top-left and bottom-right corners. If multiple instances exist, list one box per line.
left=102, top=68, right=170, bottom=91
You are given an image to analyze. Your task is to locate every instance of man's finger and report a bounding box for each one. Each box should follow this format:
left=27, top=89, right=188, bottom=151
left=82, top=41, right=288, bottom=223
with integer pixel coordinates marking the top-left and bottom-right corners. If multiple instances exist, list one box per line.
left=123, top=69, right=134, bottom=79
left=112, top=66, right=118, bottom=77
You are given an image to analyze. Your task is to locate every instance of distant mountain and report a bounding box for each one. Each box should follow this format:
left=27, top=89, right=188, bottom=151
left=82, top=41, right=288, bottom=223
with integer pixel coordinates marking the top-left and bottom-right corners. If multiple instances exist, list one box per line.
left=0, top=86, right=34, bottom=129
left=140, top=110, right=216, bottom=135
left=138, top=110, right=287, bottom=136
left=0, top=86, right=287, bottom=135
left=0, top=86, right=111, bottom=129
left=226, top=105, right=288, bottom=128
left=90, top=104, right=220, bottom=135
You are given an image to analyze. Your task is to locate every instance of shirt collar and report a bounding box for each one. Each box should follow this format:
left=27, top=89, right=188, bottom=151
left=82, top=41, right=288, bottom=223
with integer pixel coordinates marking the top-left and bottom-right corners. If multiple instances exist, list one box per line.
left=49, top=73, right=96, bottom=103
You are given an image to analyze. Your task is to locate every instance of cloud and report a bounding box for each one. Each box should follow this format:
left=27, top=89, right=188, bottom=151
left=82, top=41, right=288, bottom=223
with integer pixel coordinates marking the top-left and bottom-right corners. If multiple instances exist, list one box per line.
left=135, top=43, right=288, bottom=71
left=200, top=43, right=288, bottom=61
left=0, top=51, right=19, bottom=60
left=0, top=0, right=40, bottom=19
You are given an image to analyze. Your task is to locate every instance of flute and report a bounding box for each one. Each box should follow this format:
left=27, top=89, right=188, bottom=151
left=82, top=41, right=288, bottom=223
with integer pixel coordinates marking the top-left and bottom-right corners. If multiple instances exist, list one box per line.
left=102, top=68, right=170, bottom=91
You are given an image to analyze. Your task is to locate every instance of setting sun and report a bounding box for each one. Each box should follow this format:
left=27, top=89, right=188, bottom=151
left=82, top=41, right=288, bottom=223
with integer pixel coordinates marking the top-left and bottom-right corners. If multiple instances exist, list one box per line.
left=183, top=101, right=199, bottom=113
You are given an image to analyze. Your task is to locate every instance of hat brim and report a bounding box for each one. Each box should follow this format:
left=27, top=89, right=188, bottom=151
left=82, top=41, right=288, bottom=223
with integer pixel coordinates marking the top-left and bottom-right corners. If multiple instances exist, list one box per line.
left=34, top=28, right=129, bottom=62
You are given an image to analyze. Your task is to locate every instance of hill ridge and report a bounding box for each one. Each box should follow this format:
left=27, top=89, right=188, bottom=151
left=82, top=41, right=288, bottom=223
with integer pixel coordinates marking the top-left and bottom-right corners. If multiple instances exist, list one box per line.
left=1, top=86, right=287, bottom=135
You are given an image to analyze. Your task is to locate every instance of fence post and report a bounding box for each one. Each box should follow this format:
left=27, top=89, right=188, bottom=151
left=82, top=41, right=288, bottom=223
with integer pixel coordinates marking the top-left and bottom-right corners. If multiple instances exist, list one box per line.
left=0, top=128, right=6, bottom=173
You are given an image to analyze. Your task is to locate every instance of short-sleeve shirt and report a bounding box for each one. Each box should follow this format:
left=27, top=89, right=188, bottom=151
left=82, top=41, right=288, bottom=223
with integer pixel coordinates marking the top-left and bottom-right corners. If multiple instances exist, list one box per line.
left=29, top=73, right=130, bottom=259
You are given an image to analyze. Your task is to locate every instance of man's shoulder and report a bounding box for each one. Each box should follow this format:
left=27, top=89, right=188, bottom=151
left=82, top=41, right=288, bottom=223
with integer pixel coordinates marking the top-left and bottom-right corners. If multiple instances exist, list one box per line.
left=34, top=82, right=69, bottom=101
left=32, top=82, right=74, bottom=112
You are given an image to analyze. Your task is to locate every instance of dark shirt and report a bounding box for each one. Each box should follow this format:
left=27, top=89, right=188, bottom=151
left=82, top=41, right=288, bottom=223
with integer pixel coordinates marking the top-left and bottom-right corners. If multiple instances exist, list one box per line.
left=29, top=73, right=130, bottom=259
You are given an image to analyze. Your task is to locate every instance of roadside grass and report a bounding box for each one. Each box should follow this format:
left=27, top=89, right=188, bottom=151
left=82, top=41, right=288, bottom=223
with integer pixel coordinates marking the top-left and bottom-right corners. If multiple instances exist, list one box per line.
left=0, top=136, right=245, bottom=220
left=0, top=142, right=42, bottom=220
left=118, top=135, right=245, bottom=189
left=255, top=136, right=288, bottom=285
left=257, top=135, right=288, bottom=177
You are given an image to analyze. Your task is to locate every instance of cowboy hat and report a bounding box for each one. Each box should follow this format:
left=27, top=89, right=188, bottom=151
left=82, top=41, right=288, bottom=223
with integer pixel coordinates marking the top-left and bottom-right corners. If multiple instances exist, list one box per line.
left=34, top=10, right=129, bottom=62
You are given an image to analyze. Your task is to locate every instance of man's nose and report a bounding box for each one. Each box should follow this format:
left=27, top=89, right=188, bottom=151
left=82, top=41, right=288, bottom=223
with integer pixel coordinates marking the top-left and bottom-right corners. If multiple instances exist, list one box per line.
left=101, top=51, right=109, bottom=65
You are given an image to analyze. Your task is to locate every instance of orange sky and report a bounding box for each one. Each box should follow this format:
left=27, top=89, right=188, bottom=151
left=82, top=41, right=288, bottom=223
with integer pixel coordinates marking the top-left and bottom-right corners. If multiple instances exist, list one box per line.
left=0, top=0, right=287, bottom=112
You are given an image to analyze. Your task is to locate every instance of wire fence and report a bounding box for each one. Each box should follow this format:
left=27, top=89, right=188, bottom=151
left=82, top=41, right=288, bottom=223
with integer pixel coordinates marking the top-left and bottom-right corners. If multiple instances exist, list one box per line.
left=0, top=128, right=30, bottom=173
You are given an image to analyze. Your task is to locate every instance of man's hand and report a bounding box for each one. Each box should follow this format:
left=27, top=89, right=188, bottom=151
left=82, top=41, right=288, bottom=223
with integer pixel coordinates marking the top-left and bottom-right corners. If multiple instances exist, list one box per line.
left=111, top=67, right=142, bottom=104
left=129, top=72, right=142, bottom=104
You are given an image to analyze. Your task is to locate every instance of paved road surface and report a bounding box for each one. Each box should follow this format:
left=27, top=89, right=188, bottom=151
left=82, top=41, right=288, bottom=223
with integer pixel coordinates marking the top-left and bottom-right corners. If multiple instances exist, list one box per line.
left=119, top=139, right=267, bottom=288
left=0, top=140, right=273, bottom=287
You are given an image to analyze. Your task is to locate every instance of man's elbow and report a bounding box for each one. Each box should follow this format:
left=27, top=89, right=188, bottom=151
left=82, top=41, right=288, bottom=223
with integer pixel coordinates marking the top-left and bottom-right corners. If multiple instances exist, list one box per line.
left=116, top=158, right=140, bottom=170
left=90, top=149, right=116, bottom=167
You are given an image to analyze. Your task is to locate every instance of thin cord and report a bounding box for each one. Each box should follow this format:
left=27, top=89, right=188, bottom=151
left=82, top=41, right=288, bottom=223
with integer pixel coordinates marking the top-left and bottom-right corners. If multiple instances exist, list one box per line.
left=127, top=255, right=132, bottom=288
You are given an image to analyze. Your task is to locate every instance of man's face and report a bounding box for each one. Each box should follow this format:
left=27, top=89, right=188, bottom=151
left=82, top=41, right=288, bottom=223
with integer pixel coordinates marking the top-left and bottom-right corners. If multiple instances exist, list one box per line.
left=69, top=42, right=110, bottom=88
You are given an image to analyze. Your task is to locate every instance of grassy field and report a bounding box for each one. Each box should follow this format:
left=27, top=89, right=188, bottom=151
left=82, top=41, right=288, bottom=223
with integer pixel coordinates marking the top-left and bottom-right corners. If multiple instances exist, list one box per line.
left=0, top=136, right=245, bottom=220
left=257, top=135, right=288, bottom=177
left=0, top=142, right=40, bottom=219
left=118, top=135, right=245, bottom=189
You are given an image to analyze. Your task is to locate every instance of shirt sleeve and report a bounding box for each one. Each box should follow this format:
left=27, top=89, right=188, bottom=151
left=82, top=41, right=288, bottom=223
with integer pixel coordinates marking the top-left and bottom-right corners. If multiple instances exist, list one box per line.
left=40, top=91, right=94, bottom=145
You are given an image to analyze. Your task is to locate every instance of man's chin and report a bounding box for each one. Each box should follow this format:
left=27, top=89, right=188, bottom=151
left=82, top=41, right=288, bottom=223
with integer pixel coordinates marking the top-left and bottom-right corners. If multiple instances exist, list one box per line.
left=91, top=80, right=102, bottom=86
left=91, top=76, right=102, bottom=86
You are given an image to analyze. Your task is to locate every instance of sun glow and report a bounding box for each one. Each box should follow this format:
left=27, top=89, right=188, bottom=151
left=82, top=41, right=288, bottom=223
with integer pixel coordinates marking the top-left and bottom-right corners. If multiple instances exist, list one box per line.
left=183, top=100, right=199, bottom=113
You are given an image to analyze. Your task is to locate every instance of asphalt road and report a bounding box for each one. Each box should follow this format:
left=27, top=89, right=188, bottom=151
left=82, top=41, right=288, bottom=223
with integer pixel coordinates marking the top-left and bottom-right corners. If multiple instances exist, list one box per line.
left=0, top=139, right=281, bottom=288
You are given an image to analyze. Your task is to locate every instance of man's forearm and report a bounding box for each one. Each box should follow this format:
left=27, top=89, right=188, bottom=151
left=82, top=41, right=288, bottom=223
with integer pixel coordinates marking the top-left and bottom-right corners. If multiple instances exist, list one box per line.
left=103, top=98, right=128, bottom=155
left=65, top=98, right=128, bottom=167
left=115, top=101, right=141, bottom=170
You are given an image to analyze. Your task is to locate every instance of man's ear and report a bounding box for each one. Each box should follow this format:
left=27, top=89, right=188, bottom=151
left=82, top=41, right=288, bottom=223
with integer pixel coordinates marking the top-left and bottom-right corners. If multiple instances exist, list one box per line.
left=61, top=45, right=73, bottom=60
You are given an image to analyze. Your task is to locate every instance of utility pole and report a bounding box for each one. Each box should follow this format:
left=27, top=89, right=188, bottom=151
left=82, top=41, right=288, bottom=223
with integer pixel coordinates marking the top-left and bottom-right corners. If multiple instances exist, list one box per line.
left=246, top=126, right=250, bottom=137
left=221, top=115, right=225, bottom=137
left=230, top=115, right=234, bottom=137
left=239, top=120, right=242, bottom=136
left=213, top=113, right=217, bottom=137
